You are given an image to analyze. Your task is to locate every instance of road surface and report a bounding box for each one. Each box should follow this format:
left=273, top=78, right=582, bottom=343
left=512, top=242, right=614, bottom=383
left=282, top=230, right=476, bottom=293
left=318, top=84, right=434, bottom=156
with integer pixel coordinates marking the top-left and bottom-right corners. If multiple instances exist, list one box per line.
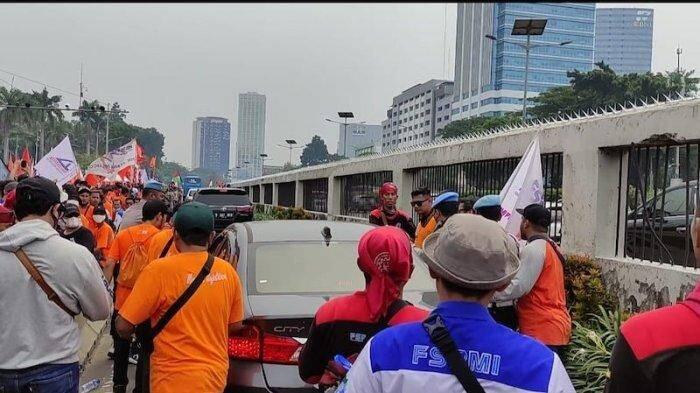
left=80, top=329, right=136, bottom=392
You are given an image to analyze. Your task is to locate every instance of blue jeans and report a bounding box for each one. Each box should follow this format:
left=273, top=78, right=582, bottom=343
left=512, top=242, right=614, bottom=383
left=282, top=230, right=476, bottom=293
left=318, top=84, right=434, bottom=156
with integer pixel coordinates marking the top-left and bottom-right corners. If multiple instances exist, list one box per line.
left=0, top=363, right=79, bottom=393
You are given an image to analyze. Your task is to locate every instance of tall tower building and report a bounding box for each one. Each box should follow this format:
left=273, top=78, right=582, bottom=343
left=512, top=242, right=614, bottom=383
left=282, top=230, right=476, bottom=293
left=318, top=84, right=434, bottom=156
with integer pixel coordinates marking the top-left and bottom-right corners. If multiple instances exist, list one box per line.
left=452, top=3, right=595, bottom=120
left=191, top=116, right=230, bottom=174
left=595, top=8, right=653, bottom=75
left=236, top=92, right=266, bottom=179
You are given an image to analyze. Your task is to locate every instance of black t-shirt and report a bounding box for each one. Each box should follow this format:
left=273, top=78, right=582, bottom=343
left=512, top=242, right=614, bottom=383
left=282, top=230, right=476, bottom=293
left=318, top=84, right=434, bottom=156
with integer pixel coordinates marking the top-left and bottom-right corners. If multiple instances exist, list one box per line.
left=61, top=227, right=96, bottom=254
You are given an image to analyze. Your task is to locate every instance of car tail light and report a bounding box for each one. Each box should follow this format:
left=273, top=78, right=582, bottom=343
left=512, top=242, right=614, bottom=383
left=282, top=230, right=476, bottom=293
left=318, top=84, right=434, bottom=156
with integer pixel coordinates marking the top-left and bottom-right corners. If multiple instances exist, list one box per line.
left=228, top=324, right=302, bottom=365
left=237, top=205, right=252, bottom=214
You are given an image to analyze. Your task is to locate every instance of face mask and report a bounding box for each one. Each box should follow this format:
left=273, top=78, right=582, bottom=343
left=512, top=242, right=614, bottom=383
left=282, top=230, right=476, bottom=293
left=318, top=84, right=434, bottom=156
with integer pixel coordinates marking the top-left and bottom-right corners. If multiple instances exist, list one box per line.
left=93, top=215, right=106, bottom=224
left=66, top=217, right=82, bottom=229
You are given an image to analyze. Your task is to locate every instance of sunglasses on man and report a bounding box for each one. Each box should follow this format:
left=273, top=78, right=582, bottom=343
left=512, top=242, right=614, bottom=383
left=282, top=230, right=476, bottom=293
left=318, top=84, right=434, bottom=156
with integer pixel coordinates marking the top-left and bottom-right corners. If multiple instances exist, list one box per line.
left=410, top=199, right=429, bottom=207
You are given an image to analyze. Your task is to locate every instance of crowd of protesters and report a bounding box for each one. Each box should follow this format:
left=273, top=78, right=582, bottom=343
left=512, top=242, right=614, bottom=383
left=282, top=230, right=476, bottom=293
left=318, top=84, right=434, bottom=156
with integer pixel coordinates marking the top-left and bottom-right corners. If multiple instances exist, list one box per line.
left=0, top=175, right=698, bottom=393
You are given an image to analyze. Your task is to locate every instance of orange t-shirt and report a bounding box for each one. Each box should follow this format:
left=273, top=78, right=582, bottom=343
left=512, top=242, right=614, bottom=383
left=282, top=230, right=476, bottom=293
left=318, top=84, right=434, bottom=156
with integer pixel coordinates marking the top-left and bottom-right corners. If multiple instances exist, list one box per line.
left=516, top=241, right=572, bottom=346
left=107, top=222, right=161, bottom=310
left=119, top=252, right=244, bottom=393
left=94, top=223, right=115, bottom=259
left=414, top=216, right=437, bottom=248
left=147, top=229, right=178, bottom=263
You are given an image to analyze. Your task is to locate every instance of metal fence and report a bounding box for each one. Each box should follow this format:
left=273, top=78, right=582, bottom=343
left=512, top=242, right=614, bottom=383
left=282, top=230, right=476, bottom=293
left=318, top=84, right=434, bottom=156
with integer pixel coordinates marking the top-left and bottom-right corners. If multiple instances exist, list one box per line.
left=409, top=153, right=564, bottom=242
left=340, top=171, right=393, bottom=217
left=263, top=184, right=273, bottom=205
left=278, top=181, right=296, bottom=208
left=252, top=185, right=260, bottom=203
left=303, top=178, right=329, bottom=213
left=617, top=142, right=699, bottom=267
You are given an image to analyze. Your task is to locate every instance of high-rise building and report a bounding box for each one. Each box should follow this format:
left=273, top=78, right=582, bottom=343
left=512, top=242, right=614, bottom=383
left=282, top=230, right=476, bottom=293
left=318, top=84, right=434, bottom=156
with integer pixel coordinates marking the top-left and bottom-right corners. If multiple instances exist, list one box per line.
left=595, top=8, right=653, bottom=75
left=337, top=123, right=383, bottom=158
left=191, top=116, right=230, bottom=174
left=236, top=92, right=266, bottom=179
left=452, top=3, right=595, bottom=120
left=381, top=79, right=454, bottom=151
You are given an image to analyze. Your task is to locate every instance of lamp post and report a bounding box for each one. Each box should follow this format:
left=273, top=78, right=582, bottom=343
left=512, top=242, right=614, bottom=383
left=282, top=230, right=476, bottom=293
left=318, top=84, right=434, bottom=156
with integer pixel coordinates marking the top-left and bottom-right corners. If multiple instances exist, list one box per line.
left=259, top=153, right=268, bottom=176
left=325, top=112, right=360, bottom=158
left=276, top=139, right=302, bottom=165
left=486, top=18, right=571, bottom=119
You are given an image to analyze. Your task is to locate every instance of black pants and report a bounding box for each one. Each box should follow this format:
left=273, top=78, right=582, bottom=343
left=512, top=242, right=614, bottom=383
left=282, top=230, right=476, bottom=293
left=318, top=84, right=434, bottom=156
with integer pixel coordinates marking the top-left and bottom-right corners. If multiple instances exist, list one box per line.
left=488, top=305, right=518, bottom=330
left=112, top=331, right=131, bottom=388
left=134, top=323, right=151, bottom=393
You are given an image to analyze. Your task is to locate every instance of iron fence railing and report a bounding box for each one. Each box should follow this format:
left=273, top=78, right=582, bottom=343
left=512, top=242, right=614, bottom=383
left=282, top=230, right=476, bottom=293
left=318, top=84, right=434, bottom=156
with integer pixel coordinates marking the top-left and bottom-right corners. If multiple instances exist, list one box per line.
left=278, top=181, right=296, bottom=208
left=252, top=185, right=260, bottom=203
left=617, top=143, right=699, bottom=267
left=409, top=153, right=563, bottom=242
left=303, top=178, right=329, bottom=213
left=263, top=184, right=273, bottom=205
left=340, top=171, right=393, bottom=218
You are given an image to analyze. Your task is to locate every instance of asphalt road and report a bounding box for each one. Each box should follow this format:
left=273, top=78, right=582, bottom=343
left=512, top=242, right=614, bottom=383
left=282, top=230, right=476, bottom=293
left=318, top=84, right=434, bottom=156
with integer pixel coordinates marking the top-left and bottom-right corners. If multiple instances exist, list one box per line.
left=80, top=331, right=136, bottom=392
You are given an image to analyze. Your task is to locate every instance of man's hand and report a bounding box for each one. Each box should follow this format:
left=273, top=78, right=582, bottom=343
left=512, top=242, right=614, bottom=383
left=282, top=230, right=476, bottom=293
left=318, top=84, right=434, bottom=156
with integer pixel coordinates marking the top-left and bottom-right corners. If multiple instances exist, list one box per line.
left=115, top=314, right=136, bottom=340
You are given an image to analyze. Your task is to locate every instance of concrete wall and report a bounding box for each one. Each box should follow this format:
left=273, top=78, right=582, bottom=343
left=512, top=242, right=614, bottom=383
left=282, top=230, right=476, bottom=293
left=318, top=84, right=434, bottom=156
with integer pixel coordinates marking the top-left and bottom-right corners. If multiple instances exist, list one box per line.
left=242, top=97, right=700, bottom=311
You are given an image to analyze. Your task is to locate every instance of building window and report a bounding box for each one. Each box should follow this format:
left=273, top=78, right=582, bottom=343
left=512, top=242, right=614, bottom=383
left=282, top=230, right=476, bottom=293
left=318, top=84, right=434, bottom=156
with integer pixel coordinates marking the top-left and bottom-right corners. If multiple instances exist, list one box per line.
left=426, top=98, right=431, bottom=104
left=445, top=103, right=450, bottom=108
left=437, top=117, right=442, bottom=122
left=444, top=115, right=449, bottom=120
left=425, top=119, right=430, bottom=125
left=426, top=109, right=431, bottom=114
left=437, top=106, right=442, bottom=111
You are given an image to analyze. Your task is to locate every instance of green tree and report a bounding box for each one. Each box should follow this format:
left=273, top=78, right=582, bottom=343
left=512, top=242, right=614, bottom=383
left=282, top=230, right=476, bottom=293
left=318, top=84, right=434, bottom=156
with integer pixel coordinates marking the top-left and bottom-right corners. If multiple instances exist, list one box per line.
left=0, top=87, right=31, bottom=161
left=438, top=112, right=522, bottom=139
left=530, top=62, right=700, bottom=119
left=30, top=88, right=64, bottom=157
left=72, top=99, right=104, bottom=155
left=300, top=135, right=331, bottom=167
left=157, top=160, right=189, bottom=183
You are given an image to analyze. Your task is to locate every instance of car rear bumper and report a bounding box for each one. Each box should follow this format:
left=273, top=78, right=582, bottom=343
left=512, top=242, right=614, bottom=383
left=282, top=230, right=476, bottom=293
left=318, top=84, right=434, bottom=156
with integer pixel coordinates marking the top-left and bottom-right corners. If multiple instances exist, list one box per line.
left=214, top=215, right=253, bottom=231
left=226, top=360, right=319, bottom=393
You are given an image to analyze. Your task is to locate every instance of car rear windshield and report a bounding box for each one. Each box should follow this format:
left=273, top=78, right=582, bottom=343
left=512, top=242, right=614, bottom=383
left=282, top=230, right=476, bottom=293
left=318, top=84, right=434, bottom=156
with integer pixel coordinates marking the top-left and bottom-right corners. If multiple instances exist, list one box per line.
left=194, top=191, right=250, bottom=206
left=249, top=242, right=435, bottom=295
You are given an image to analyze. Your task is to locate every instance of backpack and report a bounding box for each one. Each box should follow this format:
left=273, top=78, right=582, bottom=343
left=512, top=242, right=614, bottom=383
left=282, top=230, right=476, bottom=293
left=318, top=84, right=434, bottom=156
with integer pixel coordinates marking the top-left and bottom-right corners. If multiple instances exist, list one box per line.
left=117, top=230, right=156, bottom=288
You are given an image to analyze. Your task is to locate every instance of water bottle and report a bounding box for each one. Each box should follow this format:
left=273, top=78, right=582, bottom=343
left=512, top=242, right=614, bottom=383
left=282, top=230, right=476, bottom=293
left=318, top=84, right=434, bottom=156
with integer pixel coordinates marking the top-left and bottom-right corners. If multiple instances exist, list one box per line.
left=79, top=378, right=101, bottom=393
left=333, top=354, right=352, bottom=393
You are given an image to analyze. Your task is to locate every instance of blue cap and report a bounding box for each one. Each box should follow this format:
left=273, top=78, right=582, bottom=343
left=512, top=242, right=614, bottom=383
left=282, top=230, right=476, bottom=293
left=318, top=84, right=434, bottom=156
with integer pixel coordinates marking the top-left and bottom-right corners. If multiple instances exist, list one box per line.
left=144, top=180, right=165, bottom=192
left=473, top=194, right=501, bottom=210
left=432, top=192, right=459, bottom=208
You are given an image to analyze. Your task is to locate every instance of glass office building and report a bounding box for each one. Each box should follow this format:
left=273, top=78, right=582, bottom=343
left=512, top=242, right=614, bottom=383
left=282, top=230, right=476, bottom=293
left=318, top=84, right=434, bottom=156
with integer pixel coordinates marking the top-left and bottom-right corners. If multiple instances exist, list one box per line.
left=453, top=3, right=595, bottom=120
left=595, top=8, right=653, bottom=75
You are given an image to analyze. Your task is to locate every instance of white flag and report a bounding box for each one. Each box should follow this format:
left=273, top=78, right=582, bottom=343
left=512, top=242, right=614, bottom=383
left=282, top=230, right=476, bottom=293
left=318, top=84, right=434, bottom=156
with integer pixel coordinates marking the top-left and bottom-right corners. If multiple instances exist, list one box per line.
left=498, top=136, right=545, bottom=238
left=34, top=136, right=80, bottom=186
left=86, top=139, right=138, bottom=178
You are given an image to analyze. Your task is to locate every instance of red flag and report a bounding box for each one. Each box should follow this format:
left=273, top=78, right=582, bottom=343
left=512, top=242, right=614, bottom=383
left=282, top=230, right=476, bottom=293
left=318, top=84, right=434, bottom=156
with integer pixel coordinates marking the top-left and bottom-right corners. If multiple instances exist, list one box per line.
left=135, top=142, right=145, bottom=165
left=21, top=147, right=31, bottom=164
left=18, top=147, right=33, bottom=177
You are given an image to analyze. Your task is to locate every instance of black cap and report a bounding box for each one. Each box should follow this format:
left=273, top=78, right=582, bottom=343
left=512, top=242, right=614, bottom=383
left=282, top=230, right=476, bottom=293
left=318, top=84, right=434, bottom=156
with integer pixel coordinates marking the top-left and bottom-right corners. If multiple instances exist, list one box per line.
left=63, top=203, right=80, bottom=217
left=16, top=177, right=61, bottom=206
left=78, top=187, right=91, bottom=195
left=516, top=203, right=551, bottom=227
left=93, top=204, right=107, bottom=215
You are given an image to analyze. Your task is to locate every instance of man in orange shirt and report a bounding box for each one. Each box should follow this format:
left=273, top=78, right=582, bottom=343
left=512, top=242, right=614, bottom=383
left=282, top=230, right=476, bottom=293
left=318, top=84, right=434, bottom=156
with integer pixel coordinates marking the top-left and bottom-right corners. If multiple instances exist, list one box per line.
left=91, top=205, right=115, bottom=266
left=410, top=187, right=436, bottom=248
left=104, top=200, right=168, bottom=393
left=147, top=205, right=181, bottom=262
left=78, top=187, right=93, bottom=223
left=116, top=202, right=244, bottom=393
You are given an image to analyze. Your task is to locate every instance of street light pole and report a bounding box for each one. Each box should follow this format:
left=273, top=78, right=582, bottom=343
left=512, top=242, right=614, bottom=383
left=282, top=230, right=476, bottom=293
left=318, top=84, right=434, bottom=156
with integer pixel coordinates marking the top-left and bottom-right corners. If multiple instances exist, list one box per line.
left=522, top=34, right=531, bottom=119
left=105, top=103, right=111, bottom=153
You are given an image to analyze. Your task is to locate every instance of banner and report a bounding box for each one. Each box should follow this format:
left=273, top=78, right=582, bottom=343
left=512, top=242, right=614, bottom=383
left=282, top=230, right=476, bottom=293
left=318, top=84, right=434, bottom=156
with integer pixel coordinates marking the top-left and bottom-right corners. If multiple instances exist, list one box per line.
left=86, top=139, right=138, bottom=179
left=35, top=136, right=80, bottom=186
left=498, top=136, right=545, bottom=239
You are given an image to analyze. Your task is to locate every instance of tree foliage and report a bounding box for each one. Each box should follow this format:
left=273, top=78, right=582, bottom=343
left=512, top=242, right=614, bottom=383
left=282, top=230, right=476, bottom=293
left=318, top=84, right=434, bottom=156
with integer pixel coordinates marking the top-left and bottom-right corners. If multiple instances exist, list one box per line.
left=300, top=135, right=332, bottom=167
left=0, top=86, right=168, bottom=168
left=438, top=112, right=522, bottom=139
left=530, top=62, right=699, bottom=119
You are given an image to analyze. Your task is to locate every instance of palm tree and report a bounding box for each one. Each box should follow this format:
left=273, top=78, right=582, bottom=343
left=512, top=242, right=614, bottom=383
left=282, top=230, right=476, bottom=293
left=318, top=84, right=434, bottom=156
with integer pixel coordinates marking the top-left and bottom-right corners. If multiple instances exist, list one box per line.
left=0, top=87, right=33, bottom=162
left=72, top=99, right=103, bottom=155
left=30, top=88, right=63, bottom=158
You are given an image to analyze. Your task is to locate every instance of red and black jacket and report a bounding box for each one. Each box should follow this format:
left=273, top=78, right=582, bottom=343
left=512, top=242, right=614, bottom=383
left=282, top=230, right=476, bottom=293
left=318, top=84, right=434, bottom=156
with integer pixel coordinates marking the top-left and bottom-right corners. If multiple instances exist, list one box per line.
left=298, top=292, right=428, bottom=384
left=368, top=209, right=416, bottom=240
left=606, top=298, right=700, bottom=393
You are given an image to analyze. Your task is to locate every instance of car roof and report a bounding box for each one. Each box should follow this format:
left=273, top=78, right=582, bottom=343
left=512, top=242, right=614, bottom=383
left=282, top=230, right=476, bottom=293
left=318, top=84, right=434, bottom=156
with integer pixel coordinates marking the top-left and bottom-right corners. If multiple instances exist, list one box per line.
left=239, top=220, right=375, bottom=243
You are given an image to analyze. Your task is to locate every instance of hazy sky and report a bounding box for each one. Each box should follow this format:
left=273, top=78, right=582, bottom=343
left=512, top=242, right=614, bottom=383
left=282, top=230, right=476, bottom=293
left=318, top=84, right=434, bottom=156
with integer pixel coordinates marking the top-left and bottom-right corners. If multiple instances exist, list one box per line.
left=0, top=3, right=696, bottom=167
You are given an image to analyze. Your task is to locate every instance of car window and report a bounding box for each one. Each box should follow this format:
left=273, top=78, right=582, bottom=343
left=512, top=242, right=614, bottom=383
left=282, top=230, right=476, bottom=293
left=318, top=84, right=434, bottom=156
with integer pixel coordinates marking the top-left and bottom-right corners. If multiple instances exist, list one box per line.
left=663, top=188, right=689, bottom=216
left=194, top=192, right=250, bottom=206
left=249, top=242, right=435, bottom=295
left=210, top=231, right=232, bottom=264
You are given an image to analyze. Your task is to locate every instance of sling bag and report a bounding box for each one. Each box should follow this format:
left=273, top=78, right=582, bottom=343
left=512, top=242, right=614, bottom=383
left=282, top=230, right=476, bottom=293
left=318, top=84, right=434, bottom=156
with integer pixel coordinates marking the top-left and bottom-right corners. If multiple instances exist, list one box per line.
left=14, top=248, right=77, bottom=318
left=528, top=234, right=566, bottom=267
left=159, top=236, right=174, bottom=259
left=136, top=253, right=214, bottom=392
left=422, top=313, right=485, bottom=393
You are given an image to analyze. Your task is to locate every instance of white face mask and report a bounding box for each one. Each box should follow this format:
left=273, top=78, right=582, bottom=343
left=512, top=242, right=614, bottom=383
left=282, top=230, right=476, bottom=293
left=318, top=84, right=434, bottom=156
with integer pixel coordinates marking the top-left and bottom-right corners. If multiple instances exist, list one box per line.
left=93, top=215, right=107, bottom=224
left=65, top=217, right=82, bottom=229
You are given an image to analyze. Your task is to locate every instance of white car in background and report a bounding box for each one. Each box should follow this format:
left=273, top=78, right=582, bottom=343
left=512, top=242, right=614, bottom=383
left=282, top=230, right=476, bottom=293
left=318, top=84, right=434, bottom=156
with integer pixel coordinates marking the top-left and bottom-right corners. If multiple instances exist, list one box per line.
left=185, top=187, right=199, bottom=202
